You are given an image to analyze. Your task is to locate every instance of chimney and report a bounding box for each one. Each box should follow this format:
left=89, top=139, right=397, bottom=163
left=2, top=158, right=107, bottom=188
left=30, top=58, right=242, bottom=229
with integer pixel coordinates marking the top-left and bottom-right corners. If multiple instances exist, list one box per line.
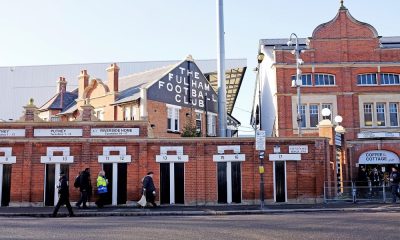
left=78, top=70, right=90, bottom=98
left=106, top=63, right=120, bottom=92
left=57, top=77, right=67, bottom=94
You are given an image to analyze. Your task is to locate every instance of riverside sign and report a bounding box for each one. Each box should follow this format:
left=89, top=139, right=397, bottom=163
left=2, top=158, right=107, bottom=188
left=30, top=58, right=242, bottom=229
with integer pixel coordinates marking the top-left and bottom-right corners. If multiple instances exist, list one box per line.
left=147, top=61, right=218, bottom=113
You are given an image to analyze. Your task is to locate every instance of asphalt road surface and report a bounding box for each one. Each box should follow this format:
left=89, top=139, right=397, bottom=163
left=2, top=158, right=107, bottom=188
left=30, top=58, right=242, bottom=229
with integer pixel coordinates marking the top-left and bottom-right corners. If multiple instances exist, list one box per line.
left=0, top=212, right=398, bottom=240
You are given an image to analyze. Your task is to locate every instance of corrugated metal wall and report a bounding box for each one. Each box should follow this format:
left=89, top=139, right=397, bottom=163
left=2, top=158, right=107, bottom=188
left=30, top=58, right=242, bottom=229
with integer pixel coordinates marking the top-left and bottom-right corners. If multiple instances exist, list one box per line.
left=0, top=59, right=246, bottom=120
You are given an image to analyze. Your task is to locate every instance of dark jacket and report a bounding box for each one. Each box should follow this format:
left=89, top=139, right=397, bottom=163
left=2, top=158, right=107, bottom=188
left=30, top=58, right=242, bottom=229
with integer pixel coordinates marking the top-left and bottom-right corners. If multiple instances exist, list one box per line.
left=390, top=171, right=400, bottom=185
left=142, top=176, right=156, bottom=193
left=79, top=171, right=92, bottom=192
left=58, top=175, right=69, bottom=197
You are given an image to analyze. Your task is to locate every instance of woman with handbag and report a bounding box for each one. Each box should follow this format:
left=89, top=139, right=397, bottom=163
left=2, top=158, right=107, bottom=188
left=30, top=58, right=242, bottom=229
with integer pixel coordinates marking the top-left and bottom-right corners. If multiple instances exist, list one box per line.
left=95, top=170, right=108, bottom=208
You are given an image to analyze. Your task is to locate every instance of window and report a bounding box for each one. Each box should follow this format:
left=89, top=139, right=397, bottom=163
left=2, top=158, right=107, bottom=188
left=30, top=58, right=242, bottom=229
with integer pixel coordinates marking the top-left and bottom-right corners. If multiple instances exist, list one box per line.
left=357, top=74, right=377, bottom=85
left=315, top=74, right=335, bottom=86
left=207, top=113, right=217, bottom=136
left=381, top=73, right=400, bottom=85
left=363, top=103, right=373, bottom=127
left=321, top=103, right=332, bottom=120
left=123, top=106, right=130, bottom=121
left=291, top=74, right=312, bottom=86
left=50, top=116, right=60, bottom=122
left=309, top=104, right=319, bottom=127
left=390, top=103, right=399, bottom=127
left=167, top=106, right=180, bottom=132
left=375, top=103, right=385, bottom=127
left=95, top=109, right=104, bottom=121
left=299, top=105, right=306, bottom=128
left=196, top=112, right=202, bottom=133
left=131, top=106, right=137, bottom=120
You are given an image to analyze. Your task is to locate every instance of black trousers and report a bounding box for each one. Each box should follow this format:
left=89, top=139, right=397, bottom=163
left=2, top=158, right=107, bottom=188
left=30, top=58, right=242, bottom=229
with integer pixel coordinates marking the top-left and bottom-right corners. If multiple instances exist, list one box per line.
left=391, top=185, right=400, bottom=203
left=145, top=191, right=157, bottom=207
left=95, top=193, right=107, bottom=208
left=76, top=190, right=88, bottom=207
left=52, top=195, right=74, bottom=216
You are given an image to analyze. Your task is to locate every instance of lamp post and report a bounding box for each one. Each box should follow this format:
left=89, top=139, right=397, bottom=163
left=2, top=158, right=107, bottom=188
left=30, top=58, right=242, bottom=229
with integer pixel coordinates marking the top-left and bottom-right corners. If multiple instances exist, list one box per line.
left=256, top=52, right=265, bottom=209
left=322, top=108, right=346, bottom=195
left=287, top=33, right=304, bottom=136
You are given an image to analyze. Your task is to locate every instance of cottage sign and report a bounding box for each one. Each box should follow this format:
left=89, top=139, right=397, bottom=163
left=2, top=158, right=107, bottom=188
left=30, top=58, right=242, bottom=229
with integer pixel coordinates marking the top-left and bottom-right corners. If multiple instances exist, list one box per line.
left=359, top=150, right=400, bottom=164
left=147, top=61, right=218, bottom=113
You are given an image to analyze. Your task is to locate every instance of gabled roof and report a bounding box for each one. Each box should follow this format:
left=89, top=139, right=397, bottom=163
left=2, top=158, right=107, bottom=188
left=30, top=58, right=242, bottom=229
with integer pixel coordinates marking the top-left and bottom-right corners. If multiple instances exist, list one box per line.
left=115, top=58, right=247, bottom=114
left=39, top=91, right=78, bottom=111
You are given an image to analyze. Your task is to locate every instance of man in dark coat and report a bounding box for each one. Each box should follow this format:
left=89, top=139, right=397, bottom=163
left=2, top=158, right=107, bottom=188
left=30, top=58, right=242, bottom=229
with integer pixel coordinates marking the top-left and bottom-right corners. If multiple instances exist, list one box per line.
left=357, top=166, right=369, bottom=198
left=52, top=171, right=74, bottom=217
left=389, top=167, right=400, bottom=203
left=76, top=168, right=92, bottom=209
left=142, top=171, right=157, bottom=207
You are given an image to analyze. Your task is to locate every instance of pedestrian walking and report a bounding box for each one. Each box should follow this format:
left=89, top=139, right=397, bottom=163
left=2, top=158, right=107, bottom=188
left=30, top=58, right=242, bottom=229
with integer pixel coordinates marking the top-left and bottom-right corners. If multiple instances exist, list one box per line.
left=76, top=168, right=92, bottom=209
left=369, top=168, right=382, bottom=197
left=142, top=171, right=157, bottom=207
left=52, top=171, right=74, bottom=217
left=389, top=167, right=400, bottom=203
left=356, top=166, right=369, bottom=198
left=95, top=170, right=108, bottom=208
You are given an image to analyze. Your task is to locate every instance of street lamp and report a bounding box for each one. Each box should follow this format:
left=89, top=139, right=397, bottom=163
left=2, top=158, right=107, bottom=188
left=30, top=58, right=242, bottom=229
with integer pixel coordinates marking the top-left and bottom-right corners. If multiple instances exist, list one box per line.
left=322, top=108, right=346, bottom=195
left=287, top=33, right=304, bottom=136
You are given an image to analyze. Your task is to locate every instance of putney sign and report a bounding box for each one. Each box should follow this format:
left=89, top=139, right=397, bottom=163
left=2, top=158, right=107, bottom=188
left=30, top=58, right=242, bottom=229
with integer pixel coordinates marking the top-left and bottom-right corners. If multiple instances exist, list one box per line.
left=147, top=61, right=218, bottom=113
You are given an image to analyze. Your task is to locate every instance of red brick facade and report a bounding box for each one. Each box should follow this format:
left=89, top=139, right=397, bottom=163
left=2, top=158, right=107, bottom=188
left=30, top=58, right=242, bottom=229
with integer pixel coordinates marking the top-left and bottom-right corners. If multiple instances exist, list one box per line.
left=260, top=5, right=400, bottom=182
left=0, top=120, right=330, bottom=206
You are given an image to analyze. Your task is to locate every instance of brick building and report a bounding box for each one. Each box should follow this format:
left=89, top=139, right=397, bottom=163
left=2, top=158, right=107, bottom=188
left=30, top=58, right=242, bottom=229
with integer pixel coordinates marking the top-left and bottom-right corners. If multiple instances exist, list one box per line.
left=254, top=2, right=400, bottom=187
left=38, top=56, right=245, bottom=137
left=0, top=103, right=330, bottom=206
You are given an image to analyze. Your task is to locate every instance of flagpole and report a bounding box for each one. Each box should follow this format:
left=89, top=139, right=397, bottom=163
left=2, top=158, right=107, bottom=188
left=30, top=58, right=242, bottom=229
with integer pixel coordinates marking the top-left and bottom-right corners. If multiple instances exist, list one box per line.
left=217, top=0, right=227, bottom=137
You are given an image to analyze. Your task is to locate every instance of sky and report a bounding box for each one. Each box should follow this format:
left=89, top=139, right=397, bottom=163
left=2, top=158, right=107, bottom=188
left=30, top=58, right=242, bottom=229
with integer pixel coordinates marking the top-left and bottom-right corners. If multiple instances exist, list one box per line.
left=0, top=0, right=399, bottom=135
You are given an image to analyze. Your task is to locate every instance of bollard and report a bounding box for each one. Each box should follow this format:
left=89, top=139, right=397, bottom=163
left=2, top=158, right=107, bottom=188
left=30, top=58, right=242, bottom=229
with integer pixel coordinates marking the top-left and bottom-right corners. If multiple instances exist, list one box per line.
left=352, top=183, right=357, bottom=203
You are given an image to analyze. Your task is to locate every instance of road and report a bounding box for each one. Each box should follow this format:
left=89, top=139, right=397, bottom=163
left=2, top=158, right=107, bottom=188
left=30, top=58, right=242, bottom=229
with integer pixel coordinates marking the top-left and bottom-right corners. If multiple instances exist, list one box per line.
left=0, top=212, right=398, bottom=240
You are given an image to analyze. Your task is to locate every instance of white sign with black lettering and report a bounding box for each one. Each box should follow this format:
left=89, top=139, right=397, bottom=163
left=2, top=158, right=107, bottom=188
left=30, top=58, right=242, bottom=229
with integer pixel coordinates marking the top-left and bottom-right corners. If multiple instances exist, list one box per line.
left=40, top=147, right=74, bottom=163
left=358, top=150, right=400, bottom=164
left=156, top=146, right=188, bottom=163
left=98, top=146, right=131, bottom=163
left=255, top=130, right=266, bottom=151
left=269, top=154, right=301, bottom=161
left=91, top=128, right=139, bottom=136
left=0, top=129, right=25, bottom=137
left=289, top=145, right=308, bottom=154
left=213, top=145, right=245, bottom=162
left=0, top=147, right=16, bottom=164
left=34, top=128, right=82, bottom=137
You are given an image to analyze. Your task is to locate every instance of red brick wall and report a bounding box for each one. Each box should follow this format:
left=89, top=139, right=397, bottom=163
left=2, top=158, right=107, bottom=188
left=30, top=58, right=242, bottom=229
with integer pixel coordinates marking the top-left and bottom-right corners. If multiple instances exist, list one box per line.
left=0, top=122, right=330, bottom=205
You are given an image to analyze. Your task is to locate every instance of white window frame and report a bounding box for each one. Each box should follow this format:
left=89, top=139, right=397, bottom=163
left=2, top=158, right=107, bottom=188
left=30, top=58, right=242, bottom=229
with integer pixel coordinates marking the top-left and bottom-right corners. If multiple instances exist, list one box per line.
left=291, top=95, right=337, bottom=132
left=357, top=74, right=377, bottom=86
left=166, top=104, right=181, bottom=132
left=381, top=73, right=400, bottom=85
left=389, top=103, right=399, bottom=127
left=195, top=110, right=203, bottom=133
left=376, top=103, right=386, bottom=127
left=207, top=112, right=217, bottom=137
left=314, top=74, right=335, bottom=86
left=95, top=108, right=104, bottom=121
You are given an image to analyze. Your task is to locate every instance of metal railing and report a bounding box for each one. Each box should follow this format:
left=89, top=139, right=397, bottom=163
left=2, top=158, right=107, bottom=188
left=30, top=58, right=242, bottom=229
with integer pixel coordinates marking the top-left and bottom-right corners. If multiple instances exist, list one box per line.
left=324, top=181, right=395, bottom=203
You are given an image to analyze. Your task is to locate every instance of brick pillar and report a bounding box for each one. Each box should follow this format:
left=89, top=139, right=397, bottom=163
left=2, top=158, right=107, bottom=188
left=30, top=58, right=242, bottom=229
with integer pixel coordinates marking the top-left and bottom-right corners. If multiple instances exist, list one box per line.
left=318, top=119, right=334, bottom=145
left=76, top=101, right=98, bottom=122
left=138, top=142, right=148, bottom=197
left=196, top=142, right=205, bottom=204
left=21, top=98, right=41, bottom=122
left=22, top=142, right=33, bottom=204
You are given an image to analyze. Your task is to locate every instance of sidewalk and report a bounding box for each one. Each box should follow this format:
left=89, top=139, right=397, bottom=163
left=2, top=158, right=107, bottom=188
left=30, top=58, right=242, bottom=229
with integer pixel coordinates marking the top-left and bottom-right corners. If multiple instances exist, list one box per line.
left=1, top=202, right=400, bottom=218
